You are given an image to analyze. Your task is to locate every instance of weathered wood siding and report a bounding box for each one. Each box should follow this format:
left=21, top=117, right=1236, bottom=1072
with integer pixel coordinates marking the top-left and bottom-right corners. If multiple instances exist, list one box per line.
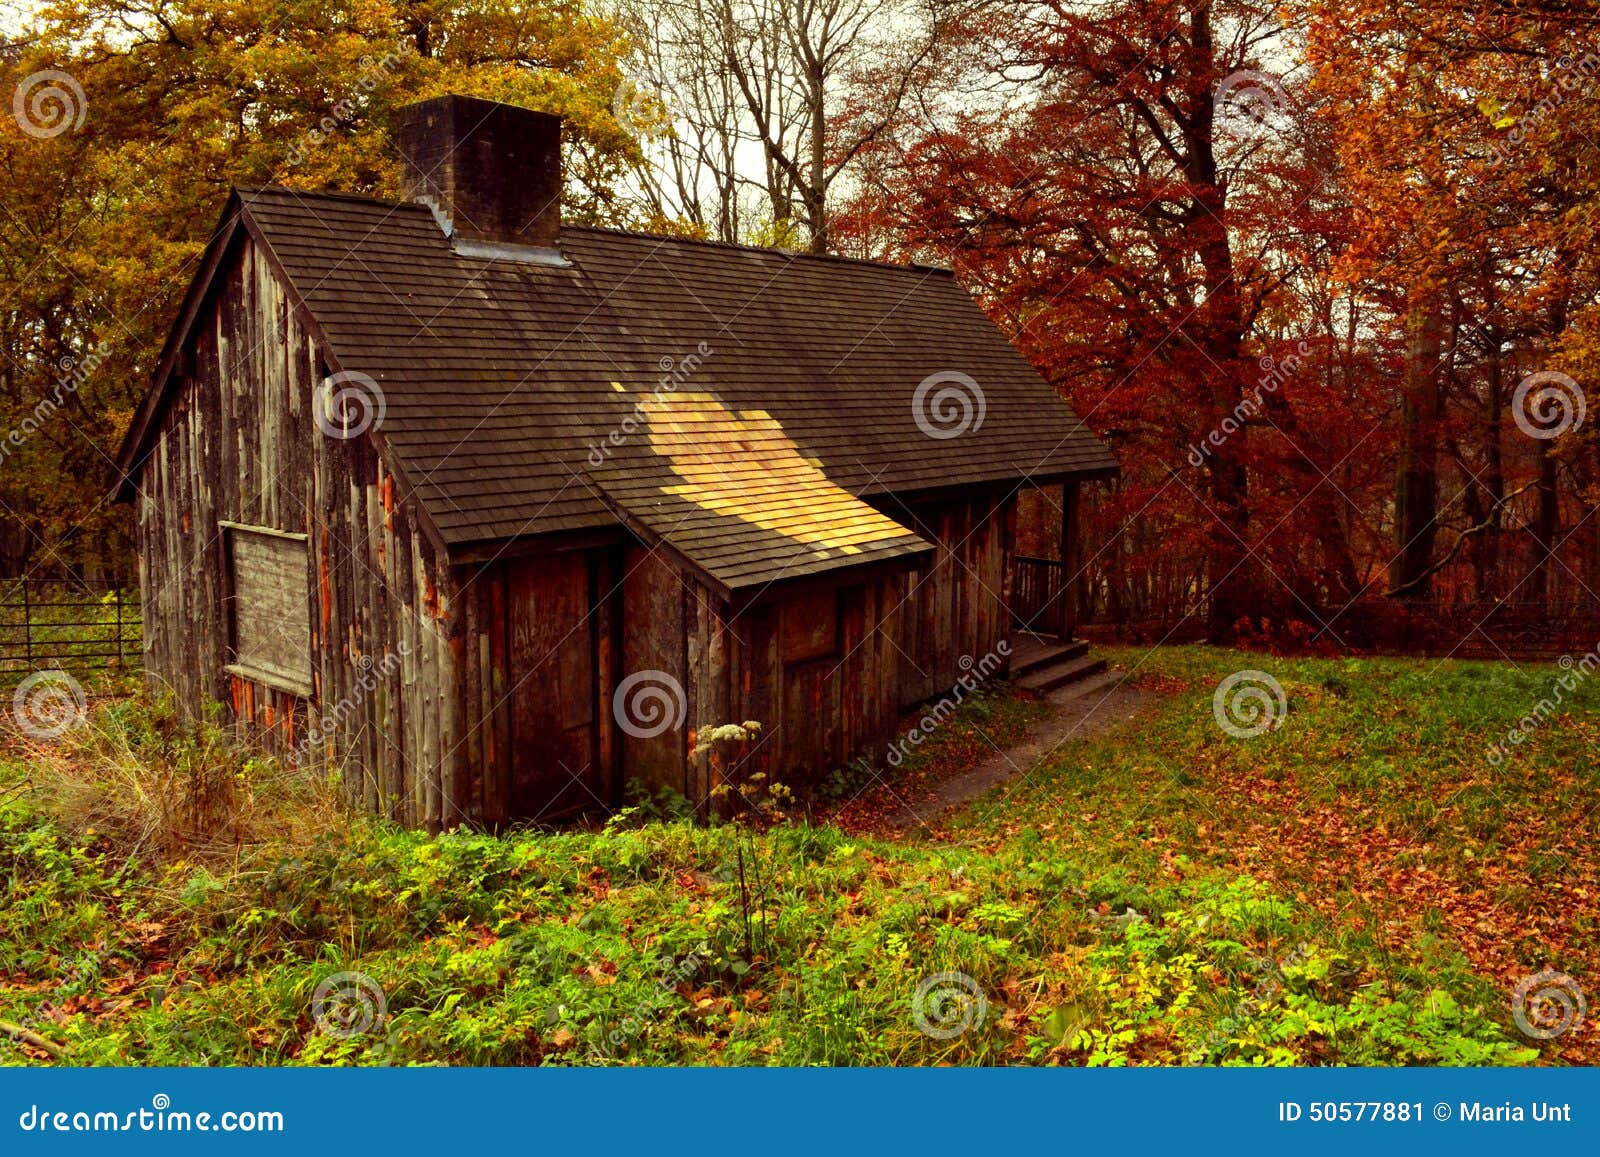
left=722, top=571, right=908, bottom=789
left=616, top=489, right=1017, bottom=799
left=1016, top=483, right=1067, bottom=560
left=452, top=545, right=622, bottom=826
left=134, top=234, right=466, bottom=829
left=893, top=491, right=1015, bottom=707
left=619, top=547, right=687, bottom=796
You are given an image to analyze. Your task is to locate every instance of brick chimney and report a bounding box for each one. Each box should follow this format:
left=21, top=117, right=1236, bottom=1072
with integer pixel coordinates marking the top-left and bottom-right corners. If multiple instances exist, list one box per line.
left=395, top=94, right=565, bottom=262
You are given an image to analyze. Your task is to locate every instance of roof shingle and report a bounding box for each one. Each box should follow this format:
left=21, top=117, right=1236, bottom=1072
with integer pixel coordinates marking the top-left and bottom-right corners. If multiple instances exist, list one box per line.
left=226, top=186, right=1116, bottom=568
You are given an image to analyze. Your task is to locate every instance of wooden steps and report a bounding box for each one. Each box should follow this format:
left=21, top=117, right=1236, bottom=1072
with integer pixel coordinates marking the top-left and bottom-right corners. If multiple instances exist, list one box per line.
left=1009, top=634, right=1109, bottom=695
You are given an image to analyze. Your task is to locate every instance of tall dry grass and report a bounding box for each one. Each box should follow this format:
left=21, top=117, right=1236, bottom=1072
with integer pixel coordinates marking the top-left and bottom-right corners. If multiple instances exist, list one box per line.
left=2, top=692, right=348, bottom=863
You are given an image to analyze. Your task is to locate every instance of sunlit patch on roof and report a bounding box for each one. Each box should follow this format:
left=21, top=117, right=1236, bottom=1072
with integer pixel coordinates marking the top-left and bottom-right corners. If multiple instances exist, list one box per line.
left=589, top=392, right=932, bottom=593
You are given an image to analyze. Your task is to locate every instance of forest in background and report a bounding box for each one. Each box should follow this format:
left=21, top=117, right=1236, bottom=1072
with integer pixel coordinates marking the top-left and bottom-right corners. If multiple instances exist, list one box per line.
left=1, top=0, right=1598, bottom=640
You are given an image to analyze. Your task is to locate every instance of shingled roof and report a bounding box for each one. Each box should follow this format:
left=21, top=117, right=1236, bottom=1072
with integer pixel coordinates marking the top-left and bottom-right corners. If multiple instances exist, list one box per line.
left=119, top=180, right=1115, bottom=589
left=588, top=392, right=934, bottom=593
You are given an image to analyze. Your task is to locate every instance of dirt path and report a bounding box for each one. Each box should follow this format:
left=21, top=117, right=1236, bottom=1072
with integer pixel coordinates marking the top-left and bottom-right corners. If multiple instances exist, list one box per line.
left=882, top=673, right=1163, bottom=828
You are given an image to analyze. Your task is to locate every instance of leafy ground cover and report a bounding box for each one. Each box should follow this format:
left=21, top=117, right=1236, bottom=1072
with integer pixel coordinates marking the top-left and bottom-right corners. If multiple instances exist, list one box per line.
left=1, top=647, right=1592, bottom=1066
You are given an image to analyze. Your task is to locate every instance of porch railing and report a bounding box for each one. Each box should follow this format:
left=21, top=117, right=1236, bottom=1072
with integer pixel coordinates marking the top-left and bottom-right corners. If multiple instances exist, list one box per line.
left=1009, top=555, right=1065, bottom=635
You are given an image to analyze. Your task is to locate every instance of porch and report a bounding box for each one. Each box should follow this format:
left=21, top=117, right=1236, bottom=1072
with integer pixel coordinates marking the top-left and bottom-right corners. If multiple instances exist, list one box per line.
left=1006, top=478, right=1086, bottom=644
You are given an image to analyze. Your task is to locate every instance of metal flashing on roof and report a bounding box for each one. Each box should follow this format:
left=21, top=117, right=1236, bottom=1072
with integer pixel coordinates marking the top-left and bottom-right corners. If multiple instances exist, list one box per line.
left=451, top=237, right=571, bottom=266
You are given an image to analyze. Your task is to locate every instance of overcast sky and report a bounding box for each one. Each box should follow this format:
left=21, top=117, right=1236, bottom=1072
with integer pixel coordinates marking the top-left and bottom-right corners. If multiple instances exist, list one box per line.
left=1, top=1, right=36, bottom=40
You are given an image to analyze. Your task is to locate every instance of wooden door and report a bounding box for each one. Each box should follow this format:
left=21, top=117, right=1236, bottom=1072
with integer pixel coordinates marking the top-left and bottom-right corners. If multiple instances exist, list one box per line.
left=779, top=587, right=843, bottom=781
left=506, top=552, right=600, bottom=820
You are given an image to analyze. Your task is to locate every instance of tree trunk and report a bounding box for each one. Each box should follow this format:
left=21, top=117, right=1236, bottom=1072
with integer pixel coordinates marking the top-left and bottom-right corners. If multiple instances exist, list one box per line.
left=1480, top=340, right=1504, bottom=599
left=1533, top=449, right=1559, bottom=600
left=1389, top=296, right=1444, bottom=598
left=1531, top=287, right=1572, bottom=602
left=806, top=63, right=827, bottom=253
left=1191, top=1, right=1255, bottom=641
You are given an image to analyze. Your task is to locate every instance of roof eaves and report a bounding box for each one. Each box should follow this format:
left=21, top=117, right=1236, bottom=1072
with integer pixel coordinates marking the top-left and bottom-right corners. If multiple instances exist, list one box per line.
left=585, top=479, right=735, bottom=601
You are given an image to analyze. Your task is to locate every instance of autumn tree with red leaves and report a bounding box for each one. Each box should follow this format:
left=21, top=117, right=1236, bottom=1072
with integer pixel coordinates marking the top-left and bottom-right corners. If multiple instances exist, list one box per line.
left=835, top=0, right=1600, bottom=639
left=839, top=0, right=1378, bottom=639
left=1307, top=1, right=1600, bottom=606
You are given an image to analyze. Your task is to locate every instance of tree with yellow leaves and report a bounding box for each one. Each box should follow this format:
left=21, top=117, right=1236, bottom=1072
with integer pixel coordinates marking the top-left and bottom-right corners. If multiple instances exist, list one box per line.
left=0, top=0, right=643, bottom=575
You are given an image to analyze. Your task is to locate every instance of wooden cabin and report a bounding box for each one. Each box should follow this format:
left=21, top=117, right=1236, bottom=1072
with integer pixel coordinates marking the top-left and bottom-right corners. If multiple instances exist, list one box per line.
left=113, top=95, right=1117, bottom=829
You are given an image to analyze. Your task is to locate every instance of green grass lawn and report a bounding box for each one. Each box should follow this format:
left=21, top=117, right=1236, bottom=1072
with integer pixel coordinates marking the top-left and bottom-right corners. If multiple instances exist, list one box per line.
left=1, top=647, right=1594, bottom=1066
